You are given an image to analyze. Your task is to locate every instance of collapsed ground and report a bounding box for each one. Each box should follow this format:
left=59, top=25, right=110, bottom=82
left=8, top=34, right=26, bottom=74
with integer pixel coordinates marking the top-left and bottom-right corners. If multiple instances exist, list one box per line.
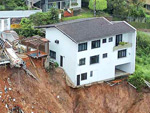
left=0, top=59, right=150, bottom=113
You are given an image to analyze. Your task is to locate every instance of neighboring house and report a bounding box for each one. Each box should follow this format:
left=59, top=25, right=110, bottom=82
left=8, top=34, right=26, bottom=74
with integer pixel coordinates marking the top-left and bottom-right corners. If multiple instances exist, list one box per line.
left=28, top=0, right=81, bottom=12
left=37, top=17, right=136, bottom=87
left=145, top=0, right=150, bottom=10
left=0, top=10, right=41, bottom=32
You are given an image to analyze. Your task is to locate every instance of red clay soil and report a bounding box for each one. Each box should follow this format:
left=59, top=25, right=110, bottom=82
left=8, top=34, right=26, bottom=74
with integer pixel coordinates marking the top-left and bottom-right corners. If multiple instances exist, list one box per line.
left=0, top=59, right=150, bottom=113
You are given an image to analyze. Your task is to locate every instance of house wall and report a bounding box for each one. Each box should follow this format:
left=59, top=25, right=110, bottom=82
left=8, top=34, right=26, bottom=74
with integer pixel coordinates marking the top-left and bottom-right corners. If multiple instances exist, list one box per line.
left=69, top=0, right=81, bottom=9
left=46, top=28, right=78, bottom=83
left=76, top=32, right=136, bottom=86
left=0, top=18, right=10, bottom=32
left=46, top=27, right=136, bottom=86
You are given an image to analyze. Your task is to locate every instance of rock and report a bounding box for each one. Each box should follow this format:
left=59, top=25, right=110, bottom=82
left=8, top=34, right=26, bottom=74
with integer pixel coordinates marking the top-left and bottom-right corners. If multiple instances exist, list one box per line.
left=57, top=95, right=60, bottom=99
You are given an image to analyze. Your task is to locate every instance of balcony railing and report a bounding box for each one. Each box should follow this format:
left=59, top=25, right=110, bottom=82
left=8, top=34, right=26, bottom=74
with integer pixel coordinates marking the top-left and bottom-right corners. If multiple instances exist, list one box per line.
left=113, top=42, right=132, bottom=51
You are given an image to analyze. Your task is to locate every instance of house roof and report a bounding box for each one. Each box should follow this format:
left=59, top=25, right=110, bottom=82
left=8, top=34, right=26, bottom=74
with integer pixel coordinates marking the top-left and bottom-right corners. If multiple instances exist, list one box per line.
left=0, top=10, right=41, bottom=18
left=36, top=17, right=136, bottom=43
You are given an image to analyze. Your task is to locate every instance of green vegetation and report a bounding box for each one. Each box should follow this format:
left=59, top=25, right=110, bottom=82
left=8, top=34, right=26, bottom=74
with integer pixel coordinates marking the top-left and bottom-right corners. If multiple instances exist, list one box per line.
left=88, top=0, right=107, bottom=11
left=30, top=8, right=59, bottom=26
left=129, top=22, right=150, bottom=29
left=119, top=42, right=128, bottom=46
left=14, top=18, right=44, bottom=37
left=128, top=31, right=150, bottom=91
left=62, top=9, right=110, bottom=21
left=15, top=8, right=59, bottom=37
left=107, top=0, right=145, bottom=18
left=0, top=0, right=28, bottom=10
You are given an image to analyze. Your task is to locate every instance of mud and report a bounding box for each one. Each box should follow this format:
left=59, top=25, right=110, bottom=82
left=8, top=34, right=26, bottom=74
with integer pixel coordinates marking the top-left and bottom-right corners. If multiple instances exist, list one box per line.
left=0, top=59, right=149, bottom=113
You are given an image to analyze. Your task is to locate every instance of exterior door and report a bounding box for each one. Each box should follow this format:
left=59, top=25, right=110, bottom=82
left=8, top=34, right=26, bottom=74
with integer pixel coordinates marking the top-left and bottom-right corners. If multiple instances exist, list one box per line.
left=77, top=75, right=80, bottom=86
left=60, top=56, right=63, bottom=67
left=116, top=34, right=122, bottom=46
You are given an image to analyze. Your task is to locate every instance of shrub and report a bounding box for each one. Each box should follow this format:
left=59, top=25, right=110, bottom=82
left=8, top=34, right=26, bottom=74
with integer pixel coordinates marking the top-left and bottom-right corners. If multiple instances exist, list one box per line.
left=119, top=42, right=128, bottom=46
left=0, top=5, right=5, bottom=11
left=54, top=62, right=59, bottom=68
left=128, top=71, right=146, bottom=91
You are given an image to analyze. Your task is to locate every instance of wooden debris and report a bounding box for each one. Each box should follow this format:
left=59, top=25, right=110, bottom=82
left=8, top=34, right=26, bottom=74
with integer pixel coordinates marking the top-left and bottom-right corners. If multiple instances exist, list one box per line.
left=128, top=82, right=137, bottom=89
left=144, top=80, right=150, bottom=88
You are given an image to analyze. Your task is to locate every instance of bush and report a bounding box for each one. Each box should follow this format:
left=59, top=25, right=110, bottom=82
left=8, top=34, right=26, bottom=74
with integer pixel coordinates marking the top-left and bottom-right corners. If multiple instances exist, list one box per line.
left=119, top=42, right=128, bottom=46
left=128, top=31, right=150, bottom=91
left=54, top=62, right=59, bottom=68
left=128, top=71, right=146, bottom=91
left=0, top=5, right=5, bottom=11
left=14, top=6, right=27, bottom=10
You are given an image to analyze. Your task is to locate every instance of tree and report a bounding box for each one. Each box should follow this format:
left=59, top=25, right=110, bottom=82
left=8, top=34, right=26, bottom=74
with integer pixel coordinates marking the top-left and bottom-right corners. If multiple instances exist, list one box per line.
left=107, top=0, right=129, bottom=16
left=15, top=18, right=44, bottom=37
left=29, top=8, right=59, bottom=26
left=88, top=0, right=107, bottom=11
left=0, top=0, right=26, bottom=10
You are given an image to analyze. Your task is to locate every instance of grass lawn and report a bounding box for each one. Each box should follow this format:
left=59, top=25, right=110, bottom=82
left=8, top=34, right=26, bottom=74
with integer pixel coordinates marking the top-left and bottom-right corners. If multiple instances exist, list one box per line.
left=62, top=8, right=110, bottom=21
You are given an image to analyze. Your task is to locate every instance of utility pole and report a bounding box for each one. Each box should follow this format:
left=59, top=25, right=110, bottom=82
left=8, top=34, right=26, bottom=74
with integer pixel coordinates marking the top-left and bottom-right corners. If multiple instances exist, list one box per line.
left=94, top=0, right=96, bottom=17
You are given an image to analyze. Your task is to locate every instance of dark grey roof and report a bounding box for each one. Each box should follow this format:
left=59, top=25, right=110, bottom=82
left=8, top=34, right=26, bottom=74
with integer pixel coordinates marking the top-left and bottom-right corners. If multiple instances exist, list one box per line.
left=37, top=17, right=136, bottom=43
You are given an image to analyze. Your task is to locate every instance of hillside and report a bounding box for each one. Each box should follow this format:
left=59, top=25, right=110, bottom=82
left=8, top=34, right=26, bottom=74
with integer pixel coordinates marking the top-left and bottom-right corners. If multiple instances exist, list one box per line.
left=0, top=59, right=150, bottom=113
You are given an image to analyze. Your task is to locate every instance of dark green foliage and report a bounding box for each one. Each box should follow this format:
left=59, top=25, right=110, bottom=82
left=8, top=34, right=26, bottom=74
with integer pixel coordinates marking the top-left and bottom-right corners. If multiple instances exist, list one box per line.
left=29, top=8, right=59, bottom=26
left=0, top=0, right=27, bottom=10
left=107, top=0, right=145, bottom=18
left=54, top=62, right=59, bottom=68
left=15, top=8, right=59, bottom=37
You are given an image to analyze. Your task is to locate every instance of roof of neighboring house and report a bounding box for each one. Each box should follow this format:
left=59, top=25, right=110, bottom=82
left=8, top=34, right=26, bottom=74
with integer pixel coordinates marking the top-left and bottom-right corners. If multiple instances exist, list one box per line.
left=0, top=10, right=41, bottom=18
left=22, top=35, right=49, bottom=47
left=36, top=17, right=136, bottom=43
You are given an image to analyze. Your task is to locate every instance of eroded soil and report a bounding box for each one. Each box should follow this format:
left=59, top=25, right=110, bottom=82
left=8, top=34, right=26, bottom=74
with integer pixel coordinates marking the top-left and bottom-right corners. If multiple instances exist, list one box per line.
left=0, top=59, right=150, bottom=113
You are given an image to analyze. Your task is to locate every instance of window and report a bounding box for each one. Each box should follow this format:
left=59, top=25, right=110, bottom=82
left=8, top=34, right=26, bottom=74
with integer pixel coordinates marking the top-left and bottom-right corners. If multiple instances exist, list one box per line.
left=50, top=50, right=56, bottom=59
left=116, top=34, right=122, bottom=46
left=90, top=71, right=93, bottom=77
left=55, top=40, right=59, bottom=44
left=90, top=55, right=99, bottom=64
left=81, top=73, right=87, bottom=80
left=91, top=40, right=100, bottom=49
left=118, top=49, right=127, bottom=58
left=79, top=58, right=86, bottom=66
left=109, top=37, right=113, bottom=42
left=78, top=42, right=87, bottom=52
left=102, top=38, right=107, bottom=43
left=103, top=53, right=108, bottom=58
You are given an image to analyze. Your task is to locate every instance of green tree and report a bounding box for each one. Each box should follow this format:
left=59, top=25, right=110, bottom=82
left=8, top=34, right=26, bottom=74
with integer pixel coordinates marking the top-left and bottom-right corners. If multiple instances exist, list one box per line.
left=107, top=0, right=129, bottom=16
left=15, top=18, right=44, bottom=37
left=29, top=8, right=59, bottom=26
left=88, top=0, right=107, bottom=11
left=0, top=0, right=26, bottom=10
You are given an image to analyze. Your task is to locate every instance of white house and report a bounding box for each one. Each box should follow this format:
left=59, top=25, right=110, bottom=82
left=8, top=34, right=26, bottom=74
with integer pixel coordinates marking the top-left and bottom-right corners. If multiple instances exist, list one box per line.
left=27, top=0, right=81, bottom=12
left=0, top=10, right=42, bottom=32
left=37, top=17, right=136, bottom=87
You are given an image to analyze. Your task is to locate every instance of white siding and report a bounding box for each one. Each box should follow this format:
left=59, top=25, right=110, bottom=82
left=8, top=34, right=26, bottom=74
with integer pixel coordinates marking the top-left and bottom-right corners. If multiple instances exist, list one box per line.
left=69, top=0, right=81, bottom=9
left=76, top=32, right=136, bottom=86
left=46, top=27, right=136, bottom=86
left=46, top=28, right=77, bottom=83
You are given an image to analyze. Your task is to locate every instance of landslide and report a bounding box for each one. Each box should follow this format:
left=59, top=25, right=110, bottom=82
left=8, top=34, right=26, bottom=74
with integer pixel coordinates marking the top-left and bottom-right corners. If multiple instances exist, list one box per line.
left=0, top=59, right=150, bottom=113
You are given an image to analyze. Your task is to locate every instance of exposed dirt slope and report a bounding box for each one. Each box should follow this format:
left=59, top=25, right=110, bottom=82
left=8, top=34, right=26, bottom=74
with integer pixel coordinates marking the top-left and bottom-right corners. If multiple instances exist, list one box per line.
left=0, top=59, right=150, bottom=113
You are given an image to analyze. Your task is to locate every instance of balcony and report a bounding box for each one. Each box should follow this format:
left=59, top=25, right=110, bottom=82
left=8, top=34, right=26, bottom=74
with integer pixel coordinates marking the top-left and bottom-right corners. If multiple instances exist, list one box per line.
left=113, top=42, right=132, bottom=51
